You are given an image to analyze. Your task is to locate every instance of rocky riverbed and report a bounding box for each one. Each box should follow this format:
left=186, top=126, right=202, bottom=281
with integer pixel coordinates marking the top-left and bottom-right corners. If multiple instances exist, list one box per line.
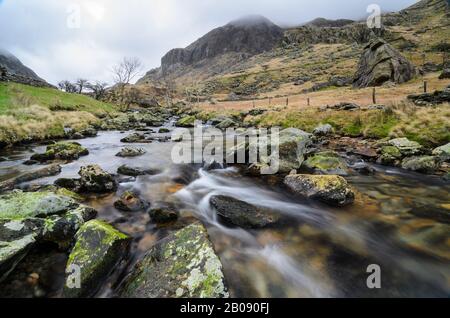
left=0, top=117, right=449, bottom=298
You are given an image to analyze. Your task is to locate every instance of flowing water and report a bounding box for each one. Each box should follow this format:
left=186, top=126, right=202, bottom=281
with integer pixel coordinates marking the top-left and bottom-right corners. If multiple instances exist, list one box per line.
left=0, top=125, right=449, bottom=298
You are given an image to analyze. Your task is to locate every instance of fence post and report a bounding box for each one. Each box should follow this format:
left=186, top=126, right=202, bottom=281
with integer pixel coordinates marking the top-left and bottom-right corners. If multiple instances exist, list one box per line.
left=372, top=87, right=377, bottom=104
left=424, top=80, right=427, bottom=93
left=286, top=98, right=289, bottom=106
left=307, top=98, right=310, bottom=106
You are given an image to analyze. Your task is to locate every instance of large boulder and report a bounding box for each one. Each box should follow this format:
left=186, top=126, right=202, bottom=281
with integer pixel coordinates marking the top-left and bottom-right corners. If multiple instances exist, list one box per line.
left=0, top=190, right=96, bottom=282
left=353, top=38, right=416, bottom=88
left=210, top=195, right=280, bottom=228
left=63, top=220, right=130, bottom=298
left=302, top=151, right=349, bottom=175
left=117, top=165, right=160, bottom=177
left=120, top=222, right=228, bottom=298
left=313, top=124, right=334, bottom=136
left=284, top=174, right=355, bottom=207
left=379, top=145, right=403, bottom=165
left=31, top=142, right=89, bottom=163
left=79, top=165, right=117, bottom=193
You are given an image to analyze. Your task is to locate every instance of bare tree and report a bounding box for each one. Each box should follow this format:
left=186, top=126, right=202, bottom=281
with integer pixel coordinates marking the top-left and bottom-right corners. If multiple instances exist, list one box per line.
left=58, top=80, right=78, bottom=93
left=111, top=57, right=143, bottom=109
left=87, top=81, right=109, bottom=100
left=112, top=57, right=142, bottom=86
left=75, top=78, right=89, bottom=94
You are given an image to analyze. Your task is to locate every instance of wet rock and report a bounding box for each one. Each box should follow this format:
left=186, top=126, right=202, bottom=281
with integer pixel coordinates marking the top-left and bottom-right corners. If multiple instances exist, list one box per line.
left=0, top=190, right=97, bottom=282
left=203, top=159, right=225, bottom=171
left=353, top=38, right=416, bottom=88
left=388, top=138, right=422, bottom=156
left=117, top=165, right=160, bottom=177
left=284, top=174, right=355, bottom=207
left=63, top=220, right=130, bottom=298
left=120, top=133, right=151, bottom=143
left=116, top=147, right=146, bottom=158
left=176, top=116, right=197, bottom=128
left=210, top=195, right=280, bottom=229
left=313, top=124, right=334, bottom=136
left=114, top=191, right=147, bottom=212
left=120, top=222, right=228, bottom=298
left=0, top=164, right=62, bottom=192
left=432, top=143, right=450, bottom=162
left=30, top=142, right=89, bottom=163
left=351, top=162, right=376, bottom=175
left=216, top=118, right=238, bottom=130
left=158, top=128, right=170, bottom=133
left=78, top=165, right=117, bottom=193
left=148, top=202, right=179, bottom=223
left=401, top=156, right=438, bottom=173
left=303, top=151, right=349, bottom=175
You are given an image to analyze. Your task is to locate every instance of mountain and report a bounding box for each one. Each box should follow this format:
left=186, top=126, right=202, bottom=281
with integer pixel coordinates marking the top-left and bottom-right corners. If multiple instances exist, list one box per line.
left=137, top=15, right=283, bottom=84
left=0, top=49, right=52, bottom=88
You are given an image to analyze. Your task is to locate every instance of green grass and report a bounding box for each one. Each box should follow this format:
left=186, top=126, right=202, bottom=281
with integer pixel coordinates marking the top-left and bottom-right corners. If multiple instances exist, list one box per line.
left=0, top=82, right=118, bottom=116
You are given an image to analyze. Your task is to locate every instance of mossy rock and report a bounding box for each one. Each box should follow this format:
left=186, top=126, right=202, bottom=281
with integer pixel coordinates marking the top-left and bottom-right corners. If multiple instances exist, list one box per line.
left=379, top=146, right=402, bottom=164
left=401, top=156, right=439, bottom=173
left=63, top=220, right=130, bottom=298
left=432, top=143, right=450, bottom=162
left=388, top=138, right=422, bottom=156
left=31, top=142, right=89, bottom=162
left=176, top=116, right=197, bottom=128
left=284, top=174, right=355, bottom=207
left=0, top=191, right=97, bottom=282
left=303, top=151, right=348, bottom=175
left=120, top=222, right=229, bottom=298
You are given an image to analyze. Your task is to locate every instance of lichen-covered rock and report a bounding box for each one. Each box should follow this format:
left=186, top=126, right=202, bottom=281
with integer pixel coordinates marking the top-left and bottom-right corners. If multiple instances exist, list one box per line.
left=176, top=116, right=197, bottom=128
left=439, top=69, right=450, bottom=79
left=0, top=190, right=97, bottom=282
left=432, top=143, right=450, bottom=162
left=78, top=165, right=117, bottom=193
left=148, top=202, right=179, bottom=223
left=63, top=220, right=130, bottom=298
left=401, top=156, right=438, bottom=173
left=210, top=195, right=280, bottom=228
left=284, top=174, right=355, bottom=207
left=388, top=138, right=422, bottom=156
left=116, top=147, right=146, bottom=158
left=120, top=222, right=228, bottom=298
left=313, top=124, right=334, bottom=136
left=353, top=38, right=416, bottom=88
left=303, top=151, right=348, bottom=175
left=215, top=118, right=238, bottom=130
left=114, top=191, right=147, bottom=212
left=0, top=164, right=62, bottom=193
left=31, top=142, right=89, bottom=162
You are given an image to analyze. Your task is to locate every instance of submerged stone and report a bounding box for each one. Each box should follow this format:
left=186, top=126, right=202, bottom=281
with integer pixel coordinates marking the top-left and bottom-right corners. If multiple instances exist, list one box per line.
left=120, top=222, right=228, bottom=298
left=284, top=174, right=355, bottom=207
left=114, top=191, right=147, bottom=212
left=148, top=201, right=179, bottom=223
left=63, top=220, right=130, bottom=298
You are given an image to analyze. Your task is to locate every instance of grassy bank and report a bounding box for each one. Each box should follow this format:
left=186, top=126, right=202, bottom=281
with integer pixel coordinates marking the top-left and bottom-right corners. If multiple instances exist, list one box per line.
left=0, top=82, right=119, bottom=146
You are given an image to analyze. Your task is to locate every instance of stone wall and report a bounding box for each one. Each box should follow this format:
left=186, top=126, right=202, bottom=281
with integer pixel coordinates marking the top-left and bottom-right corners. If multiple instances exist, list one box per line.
left=0, top=66, right=55, bottom=89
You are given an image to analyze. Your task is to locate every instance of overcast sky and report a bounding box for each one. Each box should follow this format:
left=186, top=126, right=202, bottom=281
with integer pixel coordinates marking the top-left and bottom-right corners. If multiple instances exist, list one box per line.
left=0, top=0, right=418, bottom=85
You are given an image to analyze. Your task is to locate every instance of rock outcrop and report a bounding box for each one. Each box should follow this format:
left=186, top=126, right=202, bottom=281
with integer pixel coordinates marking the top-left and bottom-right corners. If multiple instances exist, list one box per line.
left=353, top=39, right=416, bottom=88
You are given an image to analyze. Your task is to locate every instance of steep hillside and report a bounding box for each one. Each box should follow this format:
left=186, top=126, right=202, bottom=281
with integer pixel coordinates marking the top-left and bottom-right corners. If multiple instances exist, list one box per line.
left=0, top=49, right=52, bottom=87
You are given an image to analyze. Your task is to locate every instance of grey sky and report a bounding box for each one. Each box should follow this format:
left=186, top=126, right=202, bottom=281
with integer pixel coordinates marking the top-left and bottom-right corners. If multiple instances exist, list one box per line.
left=0, top=0, right=418, bottom=85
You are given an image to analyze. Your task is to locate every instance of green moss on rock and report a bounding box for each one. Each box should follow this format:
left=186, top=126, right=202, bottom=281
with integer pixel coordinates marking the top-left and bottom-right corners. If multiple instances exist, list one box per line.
left=63, top=220, right=130, bottom=298
left=303, top=151, right=348, bottom=175
left=120, top=222, right=229, bottom=298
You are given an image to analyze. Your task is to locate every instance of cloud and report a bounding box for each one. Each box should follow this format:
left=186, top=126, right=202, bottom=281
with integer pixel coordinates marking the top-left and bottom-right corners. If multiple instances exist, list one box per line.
left=0, top=0, right=418, bottom=85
